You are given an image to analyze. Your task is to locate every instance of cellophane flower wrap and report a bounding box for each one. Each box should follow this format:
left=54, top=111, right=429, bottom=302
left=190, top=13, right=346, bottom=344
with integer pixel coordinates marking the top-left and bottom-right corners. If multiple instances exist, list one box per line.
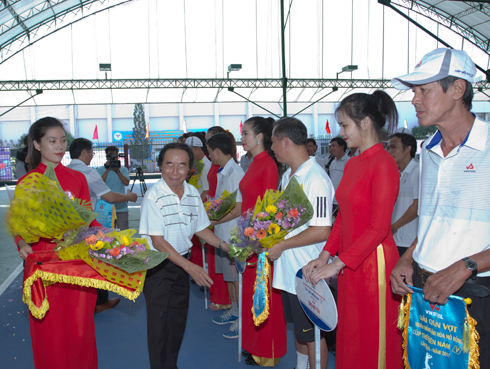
left=186, top=160, right=204, bottom=190
left=229, top=176, right=313, bottom=261
left=5, top=163, right=97, bottom=244
left=58, top=227, right=169, bottom=274
left=204, top=189, right=237, bottom=220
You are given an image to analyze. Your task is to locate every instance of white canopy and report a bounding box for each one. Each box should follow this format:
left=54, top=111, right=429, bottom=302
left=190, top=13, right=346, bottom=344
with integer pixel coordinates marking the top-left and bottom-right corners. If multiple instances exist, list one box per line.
left=1, top=0, right=490, bottom=108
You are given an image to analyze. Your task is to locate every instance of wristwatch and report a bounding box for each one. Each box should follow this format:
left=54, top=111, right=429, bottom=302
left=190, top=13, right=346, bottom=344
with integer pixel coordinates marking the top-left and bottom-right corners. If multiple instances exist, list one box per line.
left=462, top=257, right=478, bottom=279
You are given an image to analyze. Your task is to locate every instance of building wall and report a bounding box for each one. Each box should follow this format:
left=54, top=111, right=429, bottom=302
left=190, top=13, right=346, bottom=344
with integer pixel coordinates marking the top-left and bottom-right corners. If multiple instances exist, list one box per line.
left=2, top=100, right=490, bottom=145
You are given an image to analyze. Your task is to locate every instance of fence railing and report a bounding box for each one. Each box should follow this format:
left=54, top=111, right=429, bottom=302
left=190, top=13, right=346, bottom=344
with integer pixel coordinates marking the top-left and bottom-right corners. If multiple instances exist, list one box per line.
left=1, top=138, right=334, bottom=181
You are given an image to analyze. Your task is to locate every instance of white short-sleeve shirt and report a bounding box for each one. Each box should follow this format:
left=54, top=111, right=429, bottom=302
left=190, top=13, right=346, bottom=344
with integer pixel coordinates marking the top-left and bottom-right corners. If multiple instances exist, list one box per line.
left=214, top=159, right=244, bottom=242
left=67, top=159, right=111, bottom=211
left=139, top=179, right=210, bottom=255
left=413, top=117, right=490, bottom=276
left=392, top=158, right=419, bottom=248
left=273, top=158, right=335, bottom=295
left=329, top=153, right=349, bottom=205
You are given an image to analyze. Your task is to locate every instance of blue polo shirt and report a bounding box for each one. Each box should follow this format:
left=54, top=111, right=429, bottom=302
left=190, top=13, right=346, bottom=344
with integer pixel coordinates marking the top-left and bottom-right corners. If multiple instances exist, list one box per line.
left=96, top=166, right=130, bottom=212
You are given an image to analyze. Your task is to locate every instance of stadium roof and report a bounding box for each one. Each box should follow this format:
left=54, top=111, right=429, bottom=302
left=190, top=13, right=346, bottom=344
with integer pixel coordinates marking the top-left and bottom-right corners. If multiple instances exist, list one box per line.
left=1, top=0, right=490, bottom=109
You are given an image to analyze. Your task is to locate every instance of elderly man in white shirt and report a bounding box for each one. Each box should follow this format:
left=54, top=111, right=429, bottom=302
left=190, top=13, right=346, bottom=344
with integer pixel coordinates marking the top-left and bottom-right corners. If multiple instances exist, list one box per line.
left=140, top=142, right=230, bottom=369
left=390, top=48, right=490, bottom=367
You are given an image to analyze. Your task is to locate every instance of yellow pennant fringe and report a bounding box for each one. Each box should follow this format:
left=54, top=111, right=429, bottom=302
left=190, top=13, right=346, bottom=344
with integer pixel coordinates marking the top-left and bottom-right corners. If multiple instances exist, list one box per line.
left=252, top=256, right=270, bottom=326
left=23, top=269, right=142, bottom=320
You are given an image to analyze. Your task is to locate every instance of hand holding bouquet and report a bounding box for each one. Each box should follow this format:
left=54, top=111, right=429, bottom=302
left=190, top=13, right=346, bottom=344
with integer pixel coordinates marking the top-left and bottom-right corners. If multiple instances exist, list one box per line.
left=59, top=227, right=168, bottom=274
left=229, top=176, right=313, bottom=261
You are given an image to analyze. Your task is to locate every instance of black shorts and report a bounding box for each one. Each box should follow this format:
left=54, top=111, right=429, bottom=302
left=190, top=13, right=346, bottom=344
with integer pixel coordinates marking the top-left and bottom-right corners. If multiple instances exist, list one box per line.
left=282, top=290, right=326, bottom=343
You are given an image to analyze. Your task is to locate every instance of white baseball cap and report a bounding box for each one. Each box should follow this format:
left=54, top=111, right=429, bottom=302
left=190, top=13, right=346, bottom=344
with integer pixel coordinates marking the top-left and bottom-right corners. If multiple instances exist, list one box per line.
left=185, top=136, right=203, bottom=147
left=391, top=48, right=480, bottom=90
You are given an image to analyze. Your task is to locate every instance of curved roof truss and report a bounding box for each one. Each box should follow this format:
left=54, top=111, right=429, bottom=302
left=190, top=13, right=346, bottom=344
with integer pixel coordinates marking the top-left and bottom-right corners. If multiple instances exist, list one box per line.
left=392, top=0, right=490, bottom=54
left=0, top=0, right=132, bottom=64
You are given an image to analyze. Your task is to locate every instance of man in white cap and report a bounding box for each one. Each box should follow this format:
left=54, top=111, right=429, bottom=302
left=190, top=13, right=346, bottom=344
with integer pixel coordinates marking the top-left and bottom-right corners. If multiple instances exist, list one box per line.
left=390, top=48, right=490, bottom=366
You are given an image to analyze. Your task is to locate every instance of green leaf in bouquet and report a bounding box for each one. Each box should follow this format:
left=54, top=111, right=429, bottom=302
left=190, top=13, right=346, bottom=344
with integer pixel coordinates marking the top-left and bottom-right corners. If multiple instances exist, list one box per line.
left=100, top=250, right=169, bottom=274
left=195, top=160, right=204, bottom=174
left=208, top=189, right=238, bottom=220
left=274, top=176, right=313, bottom=228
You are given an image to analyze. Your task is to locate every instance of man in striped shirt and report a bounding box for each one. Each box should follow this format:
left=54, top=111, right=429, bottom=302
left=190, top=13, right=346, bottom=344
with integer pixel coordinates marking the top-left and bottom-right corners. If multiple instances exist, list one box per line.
left=140, top=142, right=230, bottom=369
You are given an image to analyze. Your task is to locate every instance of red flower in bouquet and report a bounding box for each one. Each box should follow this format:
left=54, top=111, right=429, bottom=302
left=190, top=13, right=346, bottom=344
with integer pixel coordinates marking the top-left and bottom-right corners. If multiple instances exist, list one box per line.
left=275, top=212, right=283, bottom=220
left=287, top=208, right=299, bottom=218
left=244, top=227, right=255, bottom=237
left=256, top=230, right=267, bottom=239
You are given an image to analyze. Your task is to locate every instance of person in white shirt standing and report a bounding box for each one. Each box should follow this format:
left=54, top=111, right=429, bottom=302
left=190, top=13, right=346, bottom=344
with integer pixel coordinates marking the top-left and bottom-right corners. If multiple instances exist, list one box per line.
left=206, top=132, right=245, bottom=339
left=387, top=133, right=419, bottom=257
left=268, top=117, right=334, bottom=369
left=390, top=48, right=490, bottom=367
left=68, top=138, right=138, bottom=313
left=140, top=142, right=231, bottom=369
left=328, top=137, right=349, bottom=213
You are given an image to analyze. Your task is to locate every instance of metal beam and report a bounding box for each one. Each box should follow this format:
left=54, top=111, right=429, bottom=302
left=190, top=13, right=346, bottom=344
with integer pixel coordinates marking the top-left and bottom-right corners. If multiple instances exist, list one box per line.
left=0, top=78, right=489, bottom=91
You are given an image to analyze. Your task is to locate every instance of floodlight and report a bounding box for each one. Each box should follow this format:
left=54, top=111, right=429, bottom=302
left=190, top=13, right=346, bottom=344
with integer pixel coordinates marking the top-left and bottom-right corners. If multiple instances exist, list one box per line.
left=337, top=65, right=358, bottom=79
left=227, top=64, right=242, bottom=79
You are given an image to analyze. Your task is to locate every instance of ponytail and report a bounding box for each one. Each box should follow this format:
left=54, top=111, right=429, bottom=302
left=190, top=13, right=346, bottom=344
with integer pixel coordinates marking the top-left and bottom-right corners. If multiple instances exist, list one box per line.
left=335, top=90, right=398, bottom=136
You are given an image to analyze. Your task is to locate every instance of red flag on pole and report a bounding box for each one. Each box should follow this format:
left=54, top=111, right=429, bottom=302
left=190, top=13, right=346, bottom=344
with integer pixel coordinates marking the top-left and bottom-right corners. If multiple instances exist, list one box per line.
left=145, top=121, right=149, bottom=139
left=325, top=120, right=331, bottom=135
left=92, top=125, right=98, bottom=140
left=239, top=120, right=243, bottom=135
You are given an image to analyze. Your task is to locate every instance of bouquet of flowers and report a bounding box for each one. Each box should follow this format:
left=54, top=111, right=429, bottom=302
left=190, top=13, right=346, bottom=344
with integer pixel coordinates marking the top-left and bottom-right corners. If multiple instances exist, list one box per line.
left=186, top=160, right=204, bottom=190
left=228, top=176, right=313, bottom=326
left=6, top=163, right=97, bottom=244
left=59, top=227, right=168, bottom=274
left=204, top=189, right=238, bottom=220
left=229, top=176, right=313, bottom=261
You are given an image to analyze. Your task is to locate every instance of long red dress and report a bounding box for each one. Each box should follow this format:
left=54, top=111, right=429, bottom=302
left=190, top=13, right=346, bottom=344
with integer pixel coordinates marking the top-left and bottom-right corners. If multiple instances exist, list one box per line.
left=17, top=163, right=99, bottom=369
left=323, top=143, right=403, bottom=369
left=239, top=151, right=287, bottom=364
left=205, top=163, right=230, bottom=306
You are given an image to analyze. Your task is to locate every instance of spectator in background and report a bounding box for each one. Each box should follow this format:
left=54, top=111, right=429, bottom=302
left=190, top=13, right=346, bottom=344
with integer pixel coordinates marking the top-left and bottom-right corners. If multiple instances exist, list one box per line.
left=97, top=146, right=131, bottom=230
left=177, top=133, right=190, bottom=143
left=15, top=135, right=29, bottom=179
left=68, top=138, right=138, bottom=314
left=240, top=151, right=253, bottom=173
left=328, top=137, right=349, bottom=212
left=306, top=138, right=326, bottom=168
left=387, top=133, right=419, bottom=257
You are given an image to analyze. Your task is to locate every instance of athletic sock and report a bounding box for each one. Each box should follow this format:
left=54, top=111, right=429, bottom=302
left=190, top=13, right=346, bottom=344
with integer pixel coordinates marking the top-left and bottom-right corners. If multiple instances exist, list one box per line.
left=231, top=302, right=238, bottom=316
left=296, top=351, right=309, bottom=369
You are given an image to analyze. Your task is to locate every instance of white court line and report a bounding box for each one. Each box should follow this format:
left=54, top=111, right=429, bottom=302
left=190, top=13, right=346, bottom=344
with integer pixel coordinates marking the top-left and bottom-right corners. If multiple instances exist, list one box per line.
left=0, top=205, right=10, bottom=208
left=0, top=262, right=23, bottom=296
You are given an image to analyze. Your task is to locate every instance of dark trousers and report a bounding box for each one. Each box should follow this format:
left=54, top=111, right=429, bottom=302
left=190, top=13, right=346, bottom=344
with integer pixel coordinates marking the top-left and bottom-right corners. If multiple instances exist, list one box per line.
left=143, top=259, right=190, bottom=369
left=413, top=263, right=490, bottom=368
left=96, top=289, right=108, bottom=305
